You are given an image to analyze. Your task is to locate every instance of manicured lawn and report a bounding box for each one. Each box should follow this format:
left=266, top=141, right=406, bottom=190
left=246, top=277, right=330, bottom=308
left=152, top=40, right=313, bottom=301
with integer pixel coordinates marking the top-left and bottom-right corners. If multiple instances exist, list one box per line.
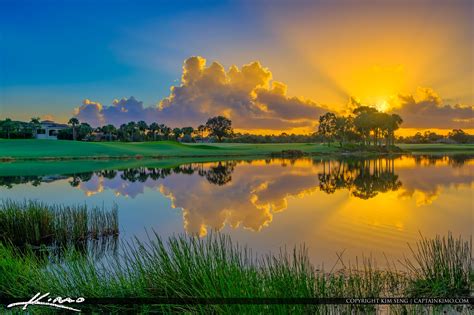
left=398, top=143, right=474, bottom=154
left=0, top=139, right=338, bottom=160
left=0, top=140, right=472, bottom=162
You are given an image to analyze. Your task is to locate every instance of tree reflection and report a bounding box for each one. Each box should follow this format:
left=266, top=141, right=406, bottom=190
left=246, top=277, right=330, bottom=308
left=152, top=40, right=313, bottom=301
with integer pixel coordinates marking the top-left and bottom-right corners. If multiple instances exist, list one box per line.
left=318, top=158, right=402, bottom=199
left=68, top=172, right=94, bottom=187
left=203, top=161, right=236, bottom=185
left=0, top=156, right=471, bottom=203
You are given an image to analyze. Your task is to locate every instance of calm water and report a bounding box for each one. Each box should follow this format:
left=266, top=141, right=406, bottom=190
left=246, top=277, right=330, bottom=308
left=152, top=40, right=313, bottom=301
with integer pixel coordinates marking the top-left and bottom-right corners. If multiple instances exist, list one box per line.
left=1, top=155, right=472, bottom=267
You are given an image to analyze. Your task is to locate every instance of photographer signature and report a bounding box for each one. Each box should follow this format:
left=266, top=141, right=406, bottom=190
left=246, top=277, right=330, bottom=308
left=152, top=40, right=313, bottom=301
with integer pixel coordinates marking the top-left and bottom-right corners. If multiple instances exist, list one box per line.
left=7, top=292, right=84, bottom=312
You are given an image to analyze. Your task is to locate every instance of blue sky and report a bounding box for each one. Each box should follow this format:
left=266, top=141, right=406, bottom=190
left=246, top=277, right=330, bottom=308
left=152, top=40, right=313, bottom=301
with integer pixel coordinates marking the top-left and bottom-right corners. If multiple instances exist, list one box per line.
left=1, top=0, right=472, bottom=134
left=1, top=0, right=264, bottom=119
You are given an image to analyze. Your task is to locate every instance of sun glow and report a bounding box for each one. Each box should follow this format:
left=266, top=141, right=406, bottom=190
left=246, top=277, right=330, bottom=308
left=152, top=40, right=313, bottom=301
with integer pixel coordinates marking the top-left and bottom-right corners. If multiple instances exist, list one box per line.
left=375, top=99, right=390, bottom=112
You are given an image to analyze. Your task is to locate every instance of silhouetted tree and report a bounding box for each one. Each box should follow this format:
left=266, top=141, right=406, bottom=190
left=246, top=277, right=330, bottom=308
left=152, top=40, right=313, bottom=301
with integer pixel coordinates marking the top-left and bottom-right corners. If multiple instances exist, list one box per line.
left=172, top=127, right=183, bottom=140
left=205, top=116, right=233, bottom=142
left=137, top=121, right=148, bottom=141
left=318, top=112, right=337, bottom=146
left=68, top=117, right=79, bottom=141
left=149, top=122, right=160, bottom=141
left=29, top=117, right=41, bottom=138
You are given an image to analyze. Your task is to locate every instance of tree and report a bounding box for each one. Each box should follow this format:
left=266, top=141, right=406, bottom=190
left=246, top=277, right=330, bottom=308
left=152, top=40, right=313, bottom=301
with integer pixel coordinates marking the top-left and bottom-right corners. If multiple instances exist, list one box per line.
left=149, top=123, right=160, bottom=141
left=181, top=126, right=194, bottom=142
left=197, top=124, right=207, bottom=142
left=126, top=121, right=137, bottom=141
left=385, top=114, right=403, bottom=146
left=78, top=123, right=93, bottom=140
left=159, top=124, right=171, bottom=140
left=137, top=121, right=148, bottom=141
left=172, top=127, right=183, bottom=140
left=29, top=117, right=41, bottom=138
left=334, top=116, right=353, bottom=147
left=205, top=116, right=233, bottom=142
left=448, top=129, right=470, bottom=143
left=1, top=118, right=15, bottom=139
left=182, top=126, right=194, bottom=136
left=318, top=112, right=337, bottom=146
left=118, top=124, right=128, bottom=141
left=103, top=124, right=117, bottom=141
left=68, top=117, right=80, bottom=141
left=353, top=106, right=378, bottom=146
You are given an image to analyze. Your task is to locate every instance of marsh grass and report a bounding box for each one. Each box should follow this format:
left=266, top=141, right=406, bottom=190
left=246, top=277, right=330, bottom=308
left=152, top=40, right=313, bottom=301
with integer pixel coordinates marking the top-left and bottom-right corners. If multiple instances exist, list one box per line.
left=403, top=233, right=472, bottom=297
left=0, top=200, right=118, bottom=247
left=1, top=231, right=471, bottom=313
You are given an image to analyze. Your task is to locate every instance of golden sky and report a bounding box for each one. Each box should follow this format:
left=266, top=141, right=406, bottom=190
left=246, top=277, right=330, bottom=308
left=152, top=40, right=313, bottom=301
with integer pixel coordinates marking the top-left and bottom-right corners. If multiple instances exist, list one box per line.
left=3, top=0, right=473, bottom=135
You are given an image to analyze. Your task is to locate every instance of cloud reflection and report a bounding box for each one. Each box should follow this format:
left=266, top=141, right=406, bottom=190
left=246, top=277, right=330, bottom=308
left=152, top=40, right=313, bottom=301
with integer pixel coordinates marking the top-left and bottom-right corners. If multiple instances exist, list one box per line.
left=1, top=156, right=472, bottom=235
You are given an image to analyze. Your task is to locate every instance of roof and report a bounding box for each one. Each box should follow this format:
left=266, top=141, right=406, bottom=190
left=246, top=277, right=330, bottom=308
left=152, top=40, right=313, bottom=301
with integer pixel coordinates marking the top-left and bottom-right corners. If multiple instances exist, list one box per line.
left=40, top=120, right=69, bottom=128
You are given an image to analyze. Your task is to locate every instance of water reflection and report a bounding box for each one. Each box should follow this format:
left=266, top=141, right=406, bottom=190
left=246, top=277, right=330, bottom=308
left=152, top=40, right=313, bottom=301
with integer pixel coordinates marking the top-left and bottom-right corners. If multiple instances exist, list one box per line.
left=0, top=155, right=472, bottom=237
left=318, top=159, right=401, bottom=199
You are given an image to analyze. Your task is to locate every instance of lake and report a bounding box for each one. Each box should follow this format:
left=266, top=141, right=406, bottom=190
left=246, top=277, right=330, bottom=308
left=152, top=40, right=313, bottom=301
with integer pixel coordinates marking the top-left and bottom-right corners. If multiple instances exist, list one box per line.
left=1, top=154, right=472, bottom=268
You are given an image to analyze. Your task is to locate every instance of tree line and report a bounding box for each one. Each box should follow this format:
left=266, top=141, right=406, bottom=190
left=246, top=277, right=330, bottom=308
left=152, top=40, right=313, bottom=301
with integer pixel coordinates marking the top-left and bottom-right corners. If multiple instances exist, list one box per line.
left=317, top=106, right=403, bottom=148
left=0, top=108, right=473, bottom=144
left=0, top=116, right=233, bottom=143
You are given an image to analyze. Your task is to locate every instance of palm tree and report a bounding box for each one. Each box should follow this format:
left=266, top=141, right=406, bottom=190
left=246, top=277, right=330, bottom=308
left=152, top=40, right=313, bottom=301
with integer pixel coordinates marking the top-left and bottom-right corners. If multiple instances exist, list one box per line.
left=79, top=123, right=93, bottom=140
left=172, top=127, right=183, bottom=140
left=181, top=126, right=194, bottom=142
left=118, top=124, right=128, bottom=141
left=197, top=124, right=207, bottom=143
left=68, top=117, right=80, bottom=140
left=159, top=124, right=171, bottom=140
left=149, top=122, right=160, bottom=141
left=30, top=117, right=41, bottom=139
left=387, top=114, right=403, bottom=147
left=1, top=118, right=14, bottom=139
left=137, top=121, right=148, bottom=141
left=318, top=112, right=337, bottom=146
left=126, top=121, right=137, bottom=142
left=103, top=124, right=117, bottom=141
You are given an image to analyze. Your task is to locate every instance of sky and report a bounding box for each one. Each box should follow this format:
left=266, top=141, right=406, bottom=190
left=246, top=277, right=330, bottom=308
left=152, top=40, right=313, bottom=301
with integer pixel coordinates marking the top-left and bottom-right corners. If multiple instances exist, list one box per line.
left=0, top=0, right=472, bottom=135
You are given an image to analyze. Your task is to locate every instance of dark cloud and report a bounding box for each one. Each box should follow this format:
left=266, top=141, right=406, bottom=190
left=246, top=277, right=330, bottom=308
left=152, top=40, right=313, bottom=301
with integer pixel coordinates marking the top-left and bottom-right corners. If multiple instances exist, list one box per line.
left=391, top=88, right=473, bottom=129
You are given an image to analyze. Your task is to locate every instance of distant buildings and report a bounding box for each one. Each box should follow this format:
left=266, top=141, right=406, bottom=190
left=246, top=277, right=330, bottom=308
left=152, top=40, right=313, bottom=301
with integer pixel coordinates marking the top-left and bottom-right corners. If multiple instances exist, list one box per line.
left=36, top=120, right=68, bottom=140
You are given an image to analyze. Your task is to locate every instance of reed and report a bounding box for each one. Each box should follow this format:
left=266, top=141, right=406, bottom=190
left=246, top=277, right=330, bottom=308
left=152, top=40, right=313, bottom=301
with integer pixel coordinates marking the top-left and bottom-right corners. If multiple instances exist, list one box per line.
left=403, top=233, right=472, bottom=297
left=0, top=200, right=119, bottom=247
left=0, top=231, right=470, bottom=313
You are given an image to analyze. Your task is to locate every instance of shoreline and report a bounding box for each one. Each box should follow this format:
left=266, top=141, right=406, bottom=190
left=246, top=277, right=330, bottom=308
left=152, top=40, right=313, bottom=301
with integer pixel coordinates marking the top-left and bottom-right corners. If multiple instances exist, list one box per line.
left=0, top=150, right=472, bottom=162
left=0, top=140, right=473, bottom=162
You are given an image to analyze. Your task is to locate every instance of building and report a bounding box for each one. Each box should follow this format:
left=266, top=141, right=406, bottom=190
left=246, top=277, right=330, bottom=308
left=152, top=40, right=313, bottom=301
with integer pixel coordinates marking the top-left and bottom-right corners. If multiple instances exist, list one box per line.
left=36, top=120, right=69, bottom=140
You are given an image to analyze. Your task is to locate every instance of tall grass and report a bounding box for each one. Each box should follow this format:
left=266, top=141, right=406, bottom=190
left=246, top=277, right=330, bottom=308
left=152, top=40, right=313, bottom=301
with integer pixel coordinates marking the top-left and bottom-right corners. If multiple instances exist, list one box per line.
left=0, top=231, right=471, bottom=313
left=0, top=200, right=118, bottom=247
left=403, top=233, right=472, bottom=297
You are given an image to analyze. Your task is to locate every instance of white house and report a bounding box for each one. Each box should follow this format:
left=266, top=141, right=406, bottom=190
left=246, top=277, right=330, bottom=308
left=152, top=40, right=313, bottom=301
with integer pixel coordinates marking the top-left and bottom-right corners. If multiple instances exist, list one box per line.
left=36, top=120, right=69, bottom=140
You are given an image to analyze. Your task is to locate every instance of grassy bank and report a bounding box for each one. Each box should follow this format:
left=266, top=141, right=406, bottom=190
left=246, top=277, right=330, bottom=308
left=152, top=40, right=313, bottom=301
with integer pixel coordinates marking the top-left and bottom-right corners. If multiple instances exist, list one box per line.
left=0, top=232, right=471, bottom=313
left=1, top=140, right=473, bottom=162
left=0, top=139, right=338, bottom=161
left=398, top=143, right=474, bottom=154
left=0, top=200, right=118, bottom=247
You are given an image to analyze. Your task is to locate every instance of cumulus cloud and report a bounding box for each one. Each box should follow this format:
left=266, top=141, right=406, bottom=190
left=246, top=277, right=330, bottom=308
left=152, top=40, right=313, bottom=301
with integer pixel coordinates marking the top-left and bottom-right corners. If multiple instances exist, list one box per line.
left=391, top=87, right=473, bottom=129
left=74, top=97, right=158, bottom=127
left=74, top=99, right=104, bottom=127
left=74, top=56, right=326, bottom=130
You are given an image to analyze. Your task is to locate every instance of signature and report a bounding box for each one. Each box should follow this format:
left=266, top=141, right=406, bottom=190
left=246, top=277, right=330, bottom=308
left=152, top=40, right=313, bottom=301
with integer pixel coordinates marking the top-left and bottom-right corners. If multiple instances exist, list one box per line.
left=7, top=292, right=85, bottom=312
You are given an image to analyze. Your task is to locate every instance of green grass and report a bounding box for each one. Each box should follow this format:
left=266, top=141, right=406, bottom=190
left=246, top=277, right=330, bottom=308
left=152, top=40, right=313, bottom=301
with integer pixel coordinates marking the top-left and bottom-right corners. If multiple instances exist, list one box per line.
left=0, top=200, right=118, bottom=247
left=0, top=231, right=471, bottom=313
left=398, top=143, right=474, bottom=154
left=403, top=233, right=472, bottom=297
left=0, top=140, right=472, bottom=162
left=0, top=139, right=338, bottom=160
